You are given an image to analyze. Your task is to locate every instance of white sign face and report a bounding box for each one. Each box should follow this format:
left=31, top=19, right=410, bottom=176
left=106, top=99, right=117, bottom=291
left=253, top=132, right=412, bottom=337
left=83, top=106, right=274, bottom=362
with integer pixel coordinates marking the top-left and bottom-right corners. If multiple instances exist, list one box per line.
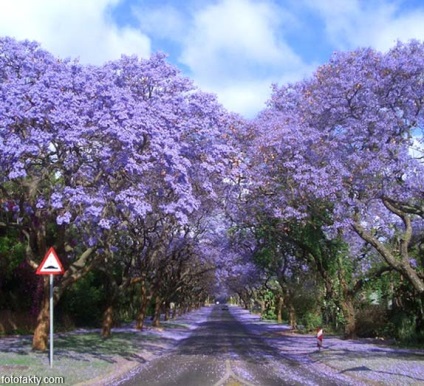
left=36, top=247, right=65, bottom=275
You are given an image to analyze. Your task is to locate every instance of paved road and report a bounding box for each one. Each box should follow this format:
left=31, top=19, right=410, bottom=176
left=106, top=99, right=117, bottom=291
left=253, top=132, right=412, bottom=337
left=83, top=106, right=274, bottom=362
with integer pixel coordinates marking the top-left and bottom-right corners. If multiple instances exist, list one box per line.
left=116, top=306, right=356, bottom=386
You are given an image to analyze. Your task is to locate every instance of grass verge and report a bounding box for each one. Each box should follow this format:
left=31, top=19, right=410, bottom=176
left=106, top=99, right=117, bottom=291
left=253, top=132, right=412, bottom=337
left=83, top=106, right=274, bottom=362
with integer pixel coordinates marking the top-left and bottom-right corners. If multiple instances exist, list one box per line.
left=0, top=325, right=190, bottom=385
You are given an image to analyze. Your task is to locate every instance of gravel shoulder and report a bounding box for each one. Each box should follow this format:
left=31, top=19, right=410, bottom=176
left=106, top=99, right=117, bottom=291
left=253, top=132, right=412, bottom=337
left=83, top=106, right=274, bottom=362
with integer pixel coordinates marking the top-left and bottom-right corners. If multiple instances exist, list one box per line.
left=0, top=306, right=423, bottom=385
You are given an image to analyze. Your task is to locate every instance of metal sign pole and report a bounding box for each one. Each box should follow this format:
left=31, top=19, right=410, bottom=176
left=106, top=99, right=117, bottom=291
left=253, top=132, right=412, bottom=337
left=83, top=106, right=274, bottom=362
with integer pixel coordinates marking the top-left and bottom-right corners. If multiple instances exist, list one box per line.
left=50, top=274, right=53, bottom=368
left=35, top=246, right=64, bottom=368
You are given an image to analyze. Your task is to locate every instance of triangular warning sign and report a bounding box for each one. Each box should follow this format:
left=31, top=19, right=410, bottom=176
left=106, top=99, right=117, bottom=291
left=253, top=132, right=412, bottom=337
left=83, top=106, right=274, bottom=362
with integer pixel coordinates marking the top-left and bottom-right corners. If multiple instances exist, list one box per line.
left=36, top=247, right=65, bottom=275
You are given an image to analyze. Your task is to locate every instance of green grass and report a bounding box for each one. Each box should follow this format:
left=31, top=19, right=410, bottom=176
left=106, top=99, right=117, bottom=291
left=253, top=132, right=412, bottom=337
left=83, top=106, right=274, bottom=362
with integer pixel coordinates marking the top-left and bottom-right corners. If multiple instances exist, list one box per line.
left=0, top=351, right=111, bottom=384
left=160, top=321, right=191, bottom=329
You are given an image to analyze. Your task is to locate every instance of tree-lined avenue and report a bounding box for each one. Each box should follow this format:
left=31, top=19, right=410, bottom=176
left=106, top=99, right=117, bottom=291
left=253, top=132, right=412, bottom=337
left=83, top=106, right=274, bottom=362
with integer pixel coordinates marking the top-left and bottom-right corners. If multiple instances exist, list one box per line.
left=117, top=305, right=354, bottom=386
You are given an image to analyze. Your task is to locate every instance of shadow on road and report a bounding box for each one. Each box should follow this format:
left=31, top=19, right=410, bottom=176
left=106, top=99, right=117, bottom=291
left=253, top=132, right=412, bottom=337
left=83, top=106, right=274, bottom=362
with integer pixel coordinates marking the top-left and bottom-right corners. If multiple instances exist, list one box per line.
left=175, top=307, right=300, bottom=368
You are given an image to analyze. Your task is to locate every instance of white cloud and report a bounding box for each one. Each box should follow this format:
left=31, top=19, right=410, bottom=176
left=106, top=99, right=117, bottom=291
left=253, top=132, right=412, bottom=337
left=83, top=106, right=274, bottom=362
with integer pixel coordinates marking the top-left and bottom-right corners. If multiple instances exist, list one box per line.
left=4, top=0, right=422, bottom=118
left=177, top=0, right=311, bottom=117
left=0, top=0, right=151, bottom=64
left=180, top=0, right=299, bottom=81
left=213, top=80, right=272, bottom=117
left=367, top=10, right=424, bottom=51
left=303, top=0, right=424, bottom=53
left=205, top=65, right=317, bottom=118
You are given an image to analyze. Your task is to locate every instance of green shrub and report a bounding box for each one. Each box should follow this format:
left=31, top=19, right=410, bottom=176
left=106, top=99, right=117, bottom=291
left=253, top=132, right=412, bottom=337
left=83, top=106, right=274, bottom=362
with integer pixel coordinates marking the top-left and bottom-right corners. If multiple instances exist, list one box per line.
left=301, top=311, right=322, bottom=331
left=355, top=305, right=388, bottom=338
left=391, top=312, right=419, bottom=343
left=58, top=271, right=106, bottom=327
left=261, top=309, right=276, bottom=320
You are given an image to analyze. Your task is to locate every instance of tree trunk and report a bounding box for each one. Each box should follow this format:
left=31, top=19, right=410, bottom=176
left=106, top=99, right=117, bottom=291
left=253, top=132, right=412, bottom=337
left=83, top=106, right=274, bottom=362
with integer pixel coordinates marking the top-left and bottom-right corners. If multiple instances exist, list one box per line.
left=152, top=295, right=162, bottom=327
left=340, top=297, right=356, bottom=339
left=136, top=282, right=149, bottom=330
left=416, top=294, right=424, bottom=335
left=353, top=218, right=424, bottom=294
left=30, top=246, right=98, bottom=350
left=171, top=304, right=178, bottom=319
left=32, top=277, right=49, bottom=351
left=337, top=254, right=357, bottom=339
left=177, top=302, right=185, bottom=317
left=259, top=299, right=265, bottom=314
left=101, top=305, right=114, bottom=338
left=237, top=292, right=249, bottom=310
left=276, top=295, right=284, bottom=324
left=289, top=303, right=297, bottom=329
left=164, top=302, right=171, bottom=321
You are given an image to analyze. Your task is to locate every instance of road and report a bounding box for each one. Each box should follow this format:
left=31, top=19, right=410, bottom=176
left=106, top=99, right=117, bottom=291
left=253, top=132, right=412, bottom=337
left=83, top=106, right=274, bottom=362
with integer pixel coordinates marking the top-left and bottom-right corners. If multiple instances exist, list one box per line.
left=116, top=305, right=358, bottom=386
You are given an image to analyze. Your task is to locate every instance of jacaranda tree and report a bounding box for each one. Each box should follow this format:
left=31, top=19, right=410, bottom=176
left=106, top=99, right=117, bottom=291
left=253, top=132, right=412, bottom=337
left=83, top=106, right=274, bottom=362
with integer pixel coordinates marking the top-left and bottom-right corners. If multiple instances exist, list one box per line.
left=264, top=41, right=424, bottom=294
left=243, top=41, right=424, bottom=336
left=0, top=37, right=237, bottom=350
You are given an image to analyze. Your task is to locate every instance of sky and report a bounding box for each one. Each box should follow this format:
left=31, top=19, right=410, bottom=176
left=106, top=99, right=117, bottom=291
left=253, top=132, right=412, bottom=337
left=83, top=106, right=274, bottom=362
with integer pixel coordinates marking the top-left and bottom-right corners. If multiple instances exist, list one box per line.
left=1, top=0, right=424, bottom=118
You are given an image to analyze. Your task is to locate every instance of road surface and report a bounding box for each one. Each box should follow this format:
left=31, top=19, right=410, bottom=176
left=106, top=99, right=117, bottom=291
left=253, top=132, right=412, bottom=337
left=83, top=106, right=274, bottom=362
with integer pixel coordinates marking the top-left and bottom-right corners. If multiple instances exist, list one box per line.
left=116, top=305, right=358, bottom=386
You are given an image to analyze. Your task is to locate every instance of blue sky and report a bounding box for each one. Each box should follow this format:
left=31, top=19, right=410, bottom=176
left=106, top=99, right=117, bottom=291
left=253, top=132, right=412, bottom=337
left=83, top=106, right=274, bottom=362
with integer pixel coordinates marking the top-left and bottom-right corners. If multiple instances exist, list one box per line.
left=1, top=0, right=424, bottom=117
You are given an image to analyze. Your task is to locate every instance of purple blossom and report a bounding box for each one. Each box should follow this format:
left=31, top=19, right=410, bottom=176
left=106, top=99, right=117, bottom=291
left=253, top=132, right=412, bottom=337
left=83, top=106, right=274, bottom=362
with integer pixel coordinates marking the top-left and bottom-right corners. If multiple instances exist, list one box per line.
left=36, top=198, right=46, bottom=209
left=246, top=40, right=424, bottom=293
left=50, top=192, right=64, bottom=209
left=57, top=211, right=72, bottom=225
left=88, top=236, right=98, bottom=247
left=98, top=218, right=111, bottom=230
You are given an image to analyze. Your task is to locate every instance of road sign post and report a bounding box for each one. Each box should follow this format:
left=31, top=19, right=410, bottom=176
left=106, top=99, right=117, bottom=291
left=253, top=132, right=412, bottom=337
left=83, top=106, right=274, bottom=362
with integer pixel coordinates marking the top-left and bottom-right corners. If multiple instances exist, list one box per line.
left=36, top=247, right=64, bottom=368
left=49, top=274, right=53, bottom=368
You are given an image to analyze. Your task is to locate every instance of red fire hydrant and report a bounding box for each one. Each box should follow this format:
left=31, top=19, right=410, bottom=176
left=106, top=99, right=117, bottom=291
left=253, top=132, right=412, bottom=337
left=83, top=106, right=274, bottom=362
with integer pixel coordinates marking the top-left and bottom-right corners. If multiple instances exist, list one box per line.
left=316, top=327, right=323, bottom=351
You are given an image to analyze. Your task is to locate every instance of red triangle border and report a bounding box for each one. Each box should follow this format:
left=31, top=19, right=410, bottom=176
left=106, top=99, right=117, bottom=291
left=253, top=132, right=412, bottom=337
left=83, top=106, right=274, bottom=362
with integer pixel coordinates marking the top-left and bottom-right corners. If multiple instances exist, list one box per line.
left=36, top=247, right=65, bottom=275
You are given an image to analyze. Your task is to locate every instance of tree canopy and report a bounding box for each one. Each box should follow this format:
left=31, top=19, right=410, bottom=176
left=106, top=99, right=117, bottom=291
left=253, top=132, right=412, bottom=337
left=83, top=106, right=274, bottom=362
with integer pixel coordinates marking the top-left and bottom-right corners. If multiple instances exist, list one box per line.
left=1, top=37, right=424, bottom=345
